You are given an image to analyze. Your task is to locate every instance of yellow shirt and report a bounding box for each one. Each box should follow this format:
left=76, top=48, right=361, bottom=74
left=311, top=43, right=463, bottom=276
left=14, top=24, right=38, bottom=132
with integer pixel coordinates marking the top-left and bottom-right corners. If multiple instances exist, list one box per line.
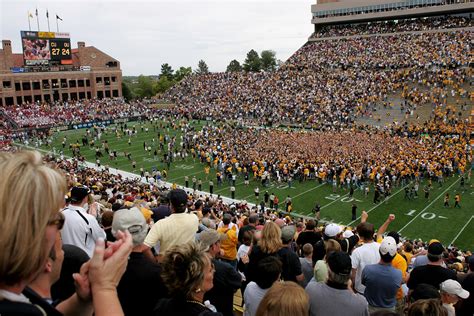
left=217, top=225, right=238, bottom=261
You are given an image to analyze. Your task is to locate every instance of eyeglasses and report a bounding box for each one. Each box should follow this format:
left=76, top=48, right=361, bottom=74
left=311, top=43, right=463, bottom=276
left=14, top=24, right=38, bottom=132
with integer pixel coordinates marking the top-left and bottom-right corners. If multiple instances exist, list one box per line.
left=48, top=212, right=65, bottom=230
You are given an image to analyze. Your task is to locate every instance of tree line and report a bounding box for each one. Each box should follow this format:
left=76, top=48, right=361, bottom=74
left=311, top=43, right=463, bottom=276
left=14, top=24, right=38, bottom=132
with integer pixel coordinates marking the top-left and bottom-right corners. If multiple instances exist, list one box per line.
left=122, top=49, right=278, bottom=100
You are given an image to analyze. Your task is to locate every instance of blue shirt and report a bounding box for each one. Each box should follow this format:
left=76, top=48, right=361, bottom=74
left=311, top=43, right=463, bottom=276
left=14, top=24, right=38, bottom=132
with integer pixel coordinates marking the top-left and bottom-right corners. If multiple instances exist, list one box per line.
left=362, top=263, right=402, bottom=308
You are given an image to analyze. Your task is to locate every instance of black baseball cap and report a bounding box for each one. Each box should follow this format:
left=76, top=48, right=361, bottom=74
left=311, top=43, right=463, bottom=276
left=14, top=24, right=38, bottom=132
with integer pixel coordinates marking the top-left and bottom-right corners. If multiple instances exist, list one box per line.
left=70, top=186, right=91, bottom=203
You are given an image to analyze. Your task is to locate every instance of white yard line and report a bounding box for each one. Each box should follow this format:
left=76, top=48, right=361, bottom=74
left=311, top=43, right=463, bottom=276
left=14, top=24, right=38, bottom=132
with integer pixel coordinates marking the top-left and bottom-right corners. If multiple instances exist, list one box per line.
left=449, top=216, right=474, bottom=246
left=346, top=184, right=409, bottom=226
left=398, top=178, right=460, bottom=233
left=321, top=192, right=350, bottom=209
left=292, top=183, right=326, bottom=200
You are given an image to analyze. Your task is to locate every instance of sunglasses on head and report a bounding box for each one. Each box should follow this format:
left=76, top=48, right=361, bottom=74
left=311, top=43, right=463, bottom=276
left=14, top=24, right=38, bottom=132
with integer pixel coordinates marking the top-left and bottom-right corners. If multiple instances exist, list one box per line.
left=48, top=212, right=65, bottom=230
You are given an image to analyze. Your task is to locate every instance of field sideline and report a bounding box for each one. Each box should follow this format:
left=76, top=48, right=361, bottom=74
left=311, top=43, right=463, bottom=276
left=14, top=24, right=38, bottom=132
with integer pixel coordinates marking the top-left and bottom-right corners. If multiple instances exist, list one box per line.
left=31, top=120, right=473, bottom=250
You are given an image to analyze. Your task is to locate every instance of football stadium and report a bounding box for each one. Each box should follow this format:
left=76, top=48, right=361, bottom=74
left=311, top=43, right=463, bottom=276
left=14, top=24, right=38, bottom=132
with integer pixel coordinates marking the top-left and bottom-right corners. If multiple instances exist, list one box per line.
left=0, top=1, right=473, bottom=315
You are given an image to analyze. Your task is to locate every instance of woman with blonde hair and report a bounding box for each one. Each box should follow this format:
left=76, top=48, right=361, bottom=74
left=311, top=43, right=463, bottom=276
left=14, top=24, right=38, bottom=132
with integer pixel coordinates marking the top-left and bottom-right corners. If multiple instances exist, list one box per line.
left=255, top=281, right=309, bottom=316
left=154, top=241, right=222, bottom=315
left=246, top=221, right=303, bottom=283
left=0, top=151, right=132, bottom=316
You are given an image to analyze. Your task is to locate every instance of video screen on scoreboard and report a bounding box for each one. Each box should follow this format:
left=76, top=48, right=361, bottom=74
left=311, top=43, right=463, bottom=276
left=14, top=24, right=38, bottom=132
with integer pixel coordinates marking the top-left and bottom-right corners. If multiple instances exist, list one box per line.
left=21, top=31, right=72, bottom=66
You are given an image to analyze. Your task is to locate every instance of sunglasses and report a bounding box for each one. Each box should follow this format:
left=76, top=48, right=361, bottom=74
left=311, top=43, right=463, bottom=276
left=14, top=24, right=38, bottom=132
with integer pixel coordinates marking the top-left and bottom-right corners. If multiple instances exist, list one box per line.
left=48, top=212, right=65, bottom=230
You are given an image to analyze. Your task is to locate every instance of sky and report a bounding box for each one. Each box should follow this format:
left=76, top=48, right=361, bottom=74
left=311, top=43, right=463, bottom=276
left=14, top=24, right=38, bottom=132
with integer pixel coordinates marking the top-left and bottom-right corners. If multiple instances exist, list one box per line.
left=0, top=0, right=315, bottom=75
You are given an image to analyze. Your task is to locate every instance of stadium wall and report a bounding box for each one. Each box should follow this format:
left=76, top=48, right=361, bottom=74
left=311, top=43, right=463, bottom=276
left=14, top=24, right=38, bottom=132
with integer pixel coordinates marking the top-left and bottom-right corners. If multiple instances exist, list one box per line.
left=0, top=40, right=122, bottom=106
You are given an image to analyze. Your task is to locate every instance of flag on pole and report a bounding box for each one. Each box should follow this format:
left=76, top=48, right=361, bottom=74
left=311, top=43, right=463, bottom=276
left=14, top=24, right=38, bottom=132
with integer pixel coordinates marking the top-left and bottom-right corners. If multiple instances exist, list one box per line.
left=46, top=10, right=49, bottom=18
left=35, top=8, right=38, bottom=16
left=56, top=14, right=63, bottom=21
left=28, top=12, right=33, bottom=18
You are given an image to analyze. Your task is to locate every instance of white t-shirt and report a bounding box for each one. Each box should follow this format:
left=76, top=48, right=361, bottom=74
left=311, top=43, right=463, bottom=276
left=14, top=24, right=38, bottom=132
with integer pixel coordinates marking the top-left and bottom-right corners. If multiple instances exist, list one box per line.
left=244, top=282, right=268, bottom=316
left=351, top=241, right=380, bottom=294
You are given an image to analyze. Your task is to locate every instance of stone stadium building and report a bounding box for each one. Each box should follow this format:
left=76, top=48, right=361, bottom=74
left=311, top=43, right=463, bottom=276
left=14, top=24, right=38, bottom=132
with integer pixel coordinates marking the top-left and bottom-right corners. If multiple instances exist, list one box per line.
left=0, top=40, right=122, bottom=106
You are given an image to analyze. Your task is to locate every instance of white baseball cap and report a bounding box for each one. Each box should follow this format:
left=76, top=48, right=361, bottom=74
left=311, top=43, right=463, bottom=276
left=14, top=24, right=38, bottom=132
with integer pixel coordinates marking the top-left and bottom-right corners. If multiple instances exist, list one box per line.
left=380, top=236, right=397, bottom=257
left=440, top=279, right=470, bottom=299
left=324, top=223, right=342, bottom=237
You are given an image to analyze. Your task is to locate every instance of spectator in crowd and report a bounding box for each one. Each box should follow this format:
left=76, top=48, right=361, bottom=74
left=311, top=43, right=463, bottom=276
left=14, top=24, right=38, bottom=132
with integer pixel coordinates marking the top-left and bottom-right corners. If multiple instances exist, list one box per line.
left=199, top=229, right=242, bottom=316
left=407, top=242, right=457, bottom=291
left=296, top=219, right=321, bottom=258
left=144, top=189, right=199, bottom=262
left=243, top=256, right=282, bottom=316
left=255, top=281, right=309, bottom=316
left=314, top=239, right=341, bottom=283
left=280, top=225, right=304, bottom=283
left=458, top=256, right=474, bottom=315
left=299, top=243, right=314, bottom=288
left=439, top=279, right=469, bottom=316
left=113, top=207, right=168, bottom=316
left=0, top=150, right=132, bottom=316
left=351, top=222, right=380, bottom=294
left=25, top=232, right=65, bottom=316
left=51, top=245, right=90, bottom=304
left=154, top=242, right=222, bottom=315
left=217, top=214, right=238, bottom=269
left=362, top=236, right=402, bottom=314
left=62, top=185, right=107, bottom=258
left=375, top=215, right=408, bottom=313
left=306, top=251, right=369, bottom=316
left=238, top=214, right=257, bottom=244
left=406, top=298, right=448, bottom=316
left=313, top=223, right=342, bottom=262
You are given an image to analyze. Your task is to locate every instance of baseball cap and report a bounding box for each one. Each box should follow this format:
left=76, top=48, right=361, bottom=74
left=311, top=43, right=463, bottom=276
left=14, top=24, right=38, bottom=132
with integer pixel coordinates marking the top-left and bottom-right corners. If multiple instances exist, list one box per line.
left=281, top=225, right=296, bottom=243
left=70, top=185, right=91, bottom=202
left=428, top=242, right=444, bottom=256
left=380, top=236, right=397, bottom=256
left=168, top=189, right=188, bottom=209
left=440, top=279, right=470, bottom=299
left=327, top=251, right=351, bottom=275
left=112, top=207, right=148, bottom=246
left=342, top=230, right=354, bottom=238
left=387, top=231, right=400, bottom=244
left=325, top=223, right=342, bottom=237
left=197, top=229, right=227, bottom=249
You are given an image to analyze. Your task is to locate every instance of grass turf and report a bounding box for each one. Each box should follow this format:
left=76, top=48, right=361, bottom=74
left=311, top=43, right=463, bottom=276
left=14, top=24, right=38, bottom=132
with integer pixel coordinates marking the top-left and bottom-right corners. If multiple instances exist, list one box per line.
left=34, top=120, right=473, bottom=251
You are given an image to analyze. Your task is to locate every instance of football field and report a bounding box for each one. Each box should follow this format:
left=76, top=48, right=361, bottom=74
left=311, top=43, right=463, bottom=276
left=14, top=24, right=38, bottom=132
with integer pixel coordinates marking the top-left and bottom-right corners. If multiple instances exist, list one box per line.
left=30, top=120, right=473, bottom=251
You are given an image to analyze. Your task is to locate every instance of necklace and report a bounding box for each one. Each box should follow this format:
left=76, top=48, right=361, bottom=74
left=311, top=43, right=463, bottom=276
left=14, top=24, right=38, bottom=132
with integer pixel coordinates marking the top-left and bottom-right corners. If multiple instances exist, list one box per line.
left=186, top=300, right=207, bottom=308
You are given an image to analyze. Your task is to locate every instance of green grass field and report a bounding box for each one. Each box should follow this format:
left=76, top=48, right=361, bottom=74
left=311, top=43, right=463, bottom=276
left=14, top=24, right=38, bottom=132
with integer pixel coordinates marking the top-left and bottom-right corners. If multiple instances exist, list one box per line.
left=29, top=120, right=473, bottom=251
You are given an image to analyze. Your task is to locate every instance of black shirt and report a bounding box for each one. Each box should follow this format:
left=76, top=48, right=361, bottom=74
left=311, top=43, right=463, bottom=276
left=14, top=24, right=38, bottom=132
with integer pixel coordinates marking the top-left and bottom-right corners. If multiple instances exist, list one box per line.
left=407, top=264, right=457, bottom=290
left=459, top=273, right=474, bottom=316
left=204, top=259, right=242, bottom=316
left=117, top=252, right=168, bottom=316
left=246, top=245, right=302, bottom=283
left=296, top=230, right=322, bottom=258
left=154, top=297, right=223, bottom=316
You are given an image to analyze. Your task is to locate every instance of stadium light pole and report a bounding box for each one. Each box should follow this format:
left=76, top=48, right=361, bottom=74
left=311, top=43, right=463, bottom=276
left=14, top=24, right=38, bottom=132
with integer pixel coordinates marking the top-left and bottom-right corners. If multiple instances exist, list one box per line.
left=46, top=10, right=50, bottom=32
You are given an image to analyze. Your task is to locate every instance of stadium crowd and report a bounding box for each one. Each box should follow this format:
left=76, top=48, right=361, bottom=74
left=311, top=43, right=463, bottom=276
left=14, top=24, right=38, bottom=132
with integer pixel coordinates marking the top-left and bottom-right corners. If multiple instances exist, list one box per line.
left=2, top=98, right=155, bottom=129
left=310, top=16, right=472, bottom=38
left=0, top=150, right=473, bottom=316
left=165, top=29, right=470, bottom=128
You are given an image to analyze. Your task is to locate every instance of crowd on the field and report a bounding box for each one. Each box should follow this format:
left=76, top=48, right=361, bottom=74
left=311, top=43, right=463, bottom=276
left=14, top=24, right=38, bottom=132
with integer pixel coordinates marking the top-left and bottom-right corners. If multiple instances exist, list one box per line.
left=310, top=15, right=473, bottom=38
left=1, top=150, right=473, bottom=316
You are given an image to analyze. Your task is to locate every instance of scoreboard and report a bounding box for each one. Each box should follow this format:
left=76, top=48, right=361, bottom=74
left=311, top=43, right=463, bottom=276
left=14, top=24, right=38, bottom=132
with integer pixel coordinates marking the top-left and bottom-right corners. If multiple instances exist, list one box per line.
left=21, top=31, right=72, bottom=66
